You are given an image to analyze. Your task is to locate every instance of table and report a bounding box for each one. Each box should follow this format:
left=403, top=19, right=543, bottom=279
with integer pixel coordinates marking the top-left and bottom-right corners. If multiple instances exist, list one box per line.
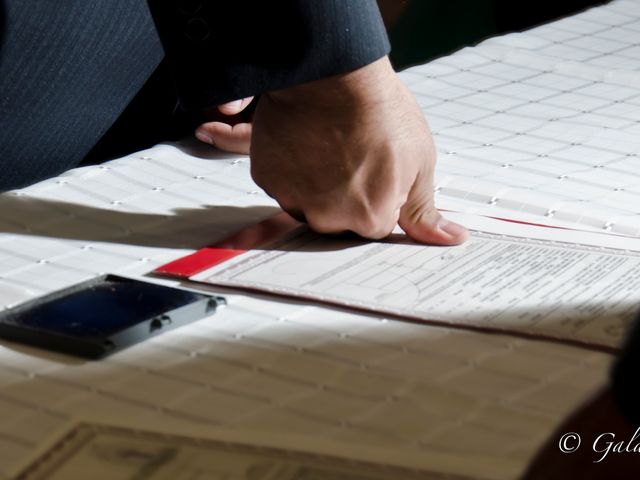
left=3, top=1, right=638, bottom=477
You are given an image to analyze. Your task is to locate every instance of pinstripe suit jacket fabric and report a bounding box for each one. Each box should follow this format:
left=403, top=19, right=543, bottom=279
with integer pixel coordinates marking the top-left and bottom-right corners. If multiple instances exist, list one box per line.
left=0, top=0, right=389, bottom=190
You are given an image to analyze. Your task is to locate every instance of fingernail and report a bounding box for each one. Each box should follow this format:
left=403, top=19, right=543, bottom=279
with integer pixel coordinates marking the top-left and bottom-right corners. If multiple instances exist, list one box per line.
left=195, top=130, right=213, bottom=144
left=438, top=219, right=468, bottom=238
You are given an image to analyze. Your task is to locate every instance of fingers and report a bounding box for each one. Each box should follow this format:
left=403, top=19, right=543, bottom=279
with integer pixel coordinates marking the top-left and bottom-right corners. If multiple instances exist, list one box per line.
left=398, top=171, right=468, bottom=245
left=279, top=191, right=464, bottom=243
left=292, top=200, right=399, bottom=239
left=195, top=121, right=252, bottom=154
left=266, top=172, right=457, bottom=243
left=217, top=96, right=254, bottom=115
left=196, top=97, right=254, bottom=153
left=347, top=205, right=400, bottom=240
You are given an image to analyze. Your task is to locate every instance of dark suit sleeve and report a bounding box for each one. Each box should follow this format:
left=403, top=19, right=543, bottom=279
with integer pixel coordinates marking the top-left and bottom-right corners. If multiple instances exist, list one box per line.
left=147, top=0, right=390, bottom=110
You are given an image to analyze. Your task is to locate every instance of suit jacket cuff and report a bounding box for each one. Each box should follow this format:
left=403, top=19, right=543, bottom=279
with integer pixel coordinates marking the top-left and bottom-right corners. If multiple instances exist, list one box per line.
left=148, top=0, right=390, bottom=110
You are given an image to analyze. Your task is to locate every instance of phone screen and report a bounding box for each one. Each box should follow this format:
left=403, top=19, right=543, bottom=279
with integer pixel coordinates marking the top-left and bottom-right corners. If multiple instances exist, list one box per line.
left=4, top=277, right=210, bottom=339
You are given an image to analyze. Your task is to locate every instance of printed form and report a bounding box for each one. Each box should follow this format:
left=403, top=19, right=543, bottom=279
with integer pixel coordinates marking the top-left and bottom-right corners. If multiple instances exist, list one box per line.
left=14, top=422, right=477, bottom=480
left=175, top=214, right=640, bottom=350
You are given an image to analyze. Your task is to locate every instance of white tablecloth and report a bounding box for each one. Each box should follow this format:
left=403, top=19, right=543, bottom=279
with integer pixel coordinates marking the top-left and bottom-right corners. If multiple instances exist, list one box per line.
left=4, top=1, right=639, bottom=477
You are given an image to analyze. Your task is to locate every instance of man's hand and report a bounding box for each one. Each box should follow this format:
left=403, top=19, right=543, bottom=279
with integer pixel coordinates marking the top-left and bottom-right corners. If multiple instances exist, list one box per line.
left=250, top=57, right=466, bottom=243
left=196, top=56, right=467, bottom=244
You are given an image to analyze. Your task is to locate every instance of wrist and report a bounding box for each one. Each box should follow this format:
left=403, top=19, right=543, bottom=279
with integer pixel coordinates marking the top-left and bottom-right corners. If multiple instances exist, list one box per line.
left=266, top=56, right=397, bottom=111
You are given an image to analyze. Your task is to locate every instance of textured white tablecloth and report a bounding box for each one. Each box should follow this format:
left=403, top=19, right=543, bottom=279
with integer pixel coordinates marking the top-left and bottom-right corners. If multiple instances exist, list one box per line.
left=4, top=1, right=639, bottom=477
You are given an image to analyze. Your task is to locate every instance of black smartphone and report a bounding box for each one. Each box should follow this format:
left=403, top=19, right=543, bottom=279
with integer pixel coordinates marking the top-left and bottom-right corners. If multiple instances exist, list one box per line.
left=0, top=275, right=224, bottom=359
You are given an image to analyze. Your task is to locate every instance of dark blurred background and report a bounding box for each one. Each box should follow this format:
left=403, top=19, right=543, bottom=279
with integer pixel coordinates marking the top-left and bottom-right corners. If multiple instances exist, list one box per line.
left=378, top=0, right=610, bottom=69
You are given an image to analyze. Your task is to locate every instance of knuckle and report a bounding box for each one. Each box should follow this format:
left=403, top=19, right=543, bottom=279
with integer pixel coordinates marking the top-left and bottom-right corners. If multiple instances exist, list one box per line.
left=305, top=210, right=343, bottom=235
left=354, top=213, right=380, bottom=237
left=362, top=223, right=395, bottom=240
left=197, top=123, right=213, bottom=134
left=278, top=198, right=305, bottom=223
left=420, top=195, right=437, bottom=218
left=352, top=205, right=398, bottom=239
left=404, top=190, right=436, bottom=224
left=274, top=192, right=297, bottom=211
left=328, top=188, right=393, bottom=238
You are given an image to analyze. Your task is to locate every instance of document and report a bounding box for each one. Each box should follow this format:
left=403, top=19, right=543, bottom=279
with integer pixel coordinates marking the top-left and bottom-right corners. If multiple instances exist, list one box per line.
left=15, top=421, right=479, bottom=480
left=157, top=213, right=640, bottom=350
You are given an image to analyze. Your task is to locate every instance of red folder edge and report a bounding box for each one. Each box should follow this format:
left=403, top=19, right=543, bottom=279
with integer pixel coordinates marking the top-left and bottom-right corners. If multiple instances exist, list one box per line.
left=155, top=212, right=302, bottom=278
left=155, top=248, right=246, bottom=278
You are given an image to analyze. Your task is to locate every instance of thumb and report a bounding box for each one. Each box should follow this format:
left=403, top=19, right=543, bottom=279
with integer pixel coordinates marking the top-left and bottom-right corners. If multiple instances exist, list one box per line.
left=398, top=172, right=468, bottom=245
